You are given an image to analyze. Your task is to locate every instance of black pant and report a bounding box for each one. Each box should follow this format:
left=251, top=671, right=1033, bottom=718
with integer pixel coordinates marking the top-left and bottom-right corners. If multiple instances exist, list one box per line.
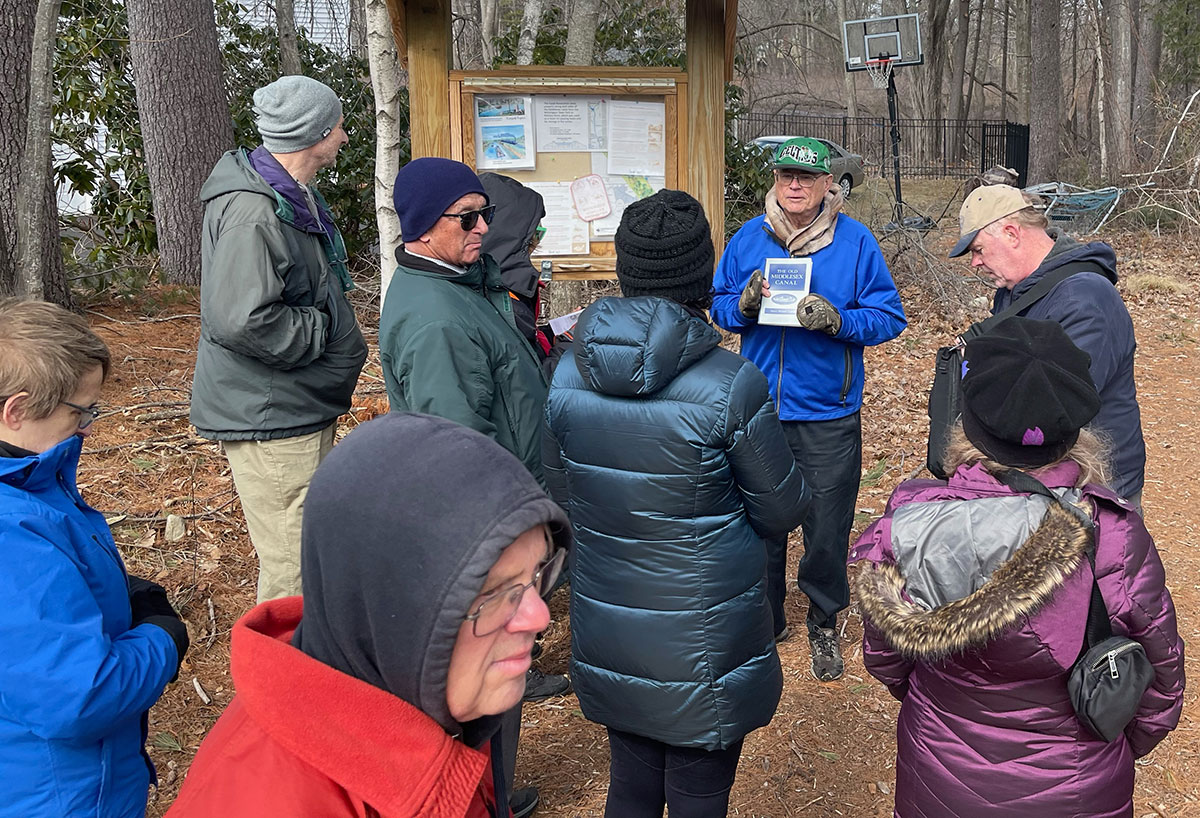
left=604, top=728, right=744, bottom=818
left=765, top=412, right=862, bottom=634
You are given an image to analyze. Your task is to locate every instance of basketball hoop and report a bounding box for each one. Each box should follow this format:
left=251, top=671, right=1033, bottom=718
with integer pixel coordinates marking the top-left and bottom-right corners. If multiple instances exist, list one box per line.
left=864, top=58, right=893, bottom=89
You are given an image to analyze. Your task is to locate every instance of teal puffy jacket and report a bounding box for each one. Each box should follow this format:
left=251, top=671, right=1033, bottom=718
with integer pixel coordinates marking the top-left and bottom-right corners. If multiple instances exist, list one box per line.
left=544, top=297, right=810, bottom=749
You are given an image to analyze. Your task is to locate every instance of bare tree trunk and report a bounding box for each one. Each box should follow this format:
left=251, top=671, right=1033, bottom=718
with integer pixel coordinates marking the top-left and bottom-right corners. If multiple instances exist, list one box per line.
left=837, top=0, right=858, bottom=117
left=367, top=0, right=404, bottom=309
left=14, top=0, right=61, bottom=300
left=127, top=0, right=234, bottom=286
left=564, top=0, right=601, bottom=65
left=516, top=0, right=545, bottom=65
left=1106, top=0, right=1134, bottom=174
left=1028, top=0, right=1062, bottom=182
left=1092, top=0, right=1109, bottom=177
left=349, top=0, right=368, bottom=59
left=1000, top=0, right=1011, bottom=119
left=453, top=0, right=483, bottom=69
left=277, top=0, right=302, bottom=75
left=1016, top=0, right=1031, bottom=121
left=946, top=0, right=971, bottom=155
left=1132, top=3, right=1162, bottom=157
left=965, top=0, right=992, bottom=118
left=479, top=0, right=499, bottom=66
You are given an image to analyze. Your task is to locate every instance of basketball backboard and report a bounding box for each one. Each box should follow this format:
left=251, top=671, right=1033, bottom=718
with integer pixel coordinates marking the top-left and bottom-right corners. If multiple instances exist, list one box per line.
left=842, top=13, right=923, bottom=71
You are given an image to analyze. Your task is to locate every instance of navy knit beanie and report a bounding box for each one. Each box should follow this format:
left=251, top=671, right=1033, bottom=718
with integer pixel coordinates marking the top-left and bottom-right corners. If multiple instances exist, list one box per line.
left=614, top=189, right=714, bottom=304
left=393, top=158, right=489, bottom=243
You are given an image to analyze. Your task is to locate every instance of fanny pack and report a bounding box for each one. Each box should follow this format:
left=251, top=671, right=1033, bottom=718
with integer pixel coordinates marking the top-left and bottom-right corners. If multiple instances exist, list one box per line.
left=994, top=469, right=1155, bottom=742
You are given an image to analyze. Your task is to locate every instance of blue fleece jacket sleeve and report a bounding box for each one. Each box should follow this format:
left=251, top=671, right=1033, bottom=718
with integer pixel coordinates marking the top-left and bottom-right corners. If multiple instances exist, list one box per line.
left=831, top=233, right=907, bottom=347
left=0, top=515, right=178, bottom=744
left=711, top=227, right=758, bottom=333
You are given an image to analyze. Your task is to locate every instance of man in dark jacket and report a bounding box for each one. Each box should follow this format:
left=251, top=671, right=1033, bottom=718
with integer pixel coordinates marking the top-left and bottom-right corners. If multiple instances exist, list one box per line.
left=950, top=184, right=1145, bottom=505
left=545, top=190, right=810, bottom=818
left=382, top=159, right=548, bottom=485
left=192, top=75, right=368, bottom=603
left=382, top=158, right=556, bottom=818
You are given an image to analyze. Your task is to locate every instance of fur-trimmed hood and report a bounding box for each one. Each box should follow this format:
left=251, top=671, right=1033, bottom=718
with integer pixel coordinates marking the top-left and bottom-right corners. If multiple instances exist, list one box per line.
left=855, top=488, right=1093, bottom=660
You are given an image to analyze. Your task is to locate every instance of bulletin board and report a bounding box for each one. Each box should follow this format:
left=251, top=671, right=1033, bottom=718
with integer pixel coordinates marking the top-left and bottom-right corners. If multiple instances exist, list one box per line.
left=448, top=67, right=689, bottom=281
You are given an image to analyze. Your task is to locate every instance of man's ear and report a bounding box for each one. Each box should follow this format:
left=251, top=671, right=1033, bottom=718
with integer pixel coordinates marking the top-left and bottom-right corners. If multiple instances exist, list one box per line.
left=1, top=393, right=29, bottom=431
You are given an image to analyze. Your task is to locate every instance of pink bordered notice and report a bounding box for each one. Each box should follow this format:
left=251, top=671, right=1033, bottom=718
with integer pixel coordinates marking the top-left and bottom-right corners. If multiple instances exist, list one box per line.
left=569, top=174, right=611, bottom=222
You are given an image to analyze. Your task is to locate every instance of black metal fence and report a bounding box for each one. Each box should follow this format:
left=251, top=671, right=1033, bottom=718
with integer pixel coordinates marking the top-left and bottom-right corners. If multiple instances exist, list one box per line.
left=734, top=112, right=1030, bottom=184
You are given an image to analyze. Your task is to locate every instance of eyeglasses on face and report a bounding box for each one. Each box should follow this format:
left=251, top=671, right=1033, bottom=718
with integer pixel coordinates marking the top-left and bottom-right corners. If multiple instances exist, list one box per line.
left=463, top=543, right=566, bottom=637
left=62, top=400, right=102, bottom=430
left=441, top=205, right=497, bottom=232
left=774, top=170, right=824, bottom=188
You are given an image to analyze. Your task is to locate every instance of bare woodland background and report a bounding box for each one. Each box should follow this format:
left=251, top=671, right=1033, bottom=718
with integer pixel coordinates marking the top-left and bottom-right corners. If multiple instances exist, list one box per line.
left=0, top=0, right=1195, bottom=307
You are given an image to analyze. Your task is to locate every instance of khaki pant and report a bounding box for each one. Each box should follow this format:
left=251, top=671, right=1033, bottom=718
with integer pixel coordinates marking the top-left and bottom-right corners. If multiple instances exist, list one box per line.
left=223, top=424, right=335, bottom=602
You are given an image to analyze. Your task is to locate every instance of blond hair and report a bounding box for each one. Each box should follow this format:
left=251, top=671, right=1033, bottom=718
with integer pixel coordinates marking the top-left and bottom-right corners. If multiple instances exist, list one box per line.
left=0, top=298, right=110, bottom=419
left=943, top=422, right=1112, bottom=488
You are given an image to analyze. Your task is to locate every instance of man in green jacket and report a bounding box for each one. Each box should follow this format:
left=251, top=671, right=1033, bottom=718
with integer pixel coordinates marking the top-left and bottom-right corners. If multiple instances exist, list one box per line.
left=191, top=76, right=367, bottom=603
left=381, top=158, right=555, bottom=818
left=381, top=159, right=549, bottom=485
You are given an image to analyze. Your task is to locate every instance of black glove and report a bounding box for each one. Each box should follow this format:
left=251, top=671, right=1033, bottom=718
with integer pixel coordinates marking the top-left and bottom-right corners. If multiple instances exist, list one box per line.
left=128, top=576, right=189, bottom=680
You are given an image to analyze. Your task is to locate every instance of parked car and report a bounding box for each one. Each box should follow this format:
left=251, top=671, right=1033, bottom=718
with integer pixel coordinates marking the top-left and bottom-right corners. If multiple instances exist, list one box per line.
left=751, top=135, right=865, bottom=197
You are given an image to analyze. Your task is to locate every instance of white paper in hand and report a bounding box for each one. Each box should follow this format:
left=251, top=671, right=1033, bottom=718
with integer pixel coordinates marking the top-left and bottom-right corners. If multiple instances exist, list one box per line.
left=759, top=258, right=812, bottom=327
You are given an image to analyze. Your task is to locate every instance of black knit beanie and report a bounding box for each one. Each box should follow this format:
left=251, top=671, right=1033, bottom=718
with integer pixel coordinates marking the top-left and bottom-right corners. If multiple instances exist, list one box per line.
left=961, top=316, right=1101, bottom=468
left=614, top=189, right=714, bottom=303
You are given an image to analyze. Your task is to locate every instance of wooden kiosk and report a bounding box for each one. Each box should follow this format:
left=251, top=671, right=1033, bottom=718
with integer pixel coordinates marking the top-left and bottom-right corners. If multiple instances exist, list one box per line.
left=382, top=0, right=737, bottom=278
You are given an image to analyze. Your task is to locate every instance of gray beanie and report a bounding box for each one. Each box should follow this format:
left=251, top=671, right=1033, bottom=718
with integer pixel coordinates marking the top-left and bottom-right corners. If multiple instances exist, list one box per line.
left=253, top=76, right=343, bottom=153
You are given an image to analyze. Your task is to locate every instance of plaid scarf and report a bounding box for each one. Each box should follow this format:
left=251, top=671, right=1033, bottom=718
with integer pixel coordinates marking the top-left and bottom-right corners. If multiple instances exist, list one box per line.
left=764, top=186, right=845, bottom=257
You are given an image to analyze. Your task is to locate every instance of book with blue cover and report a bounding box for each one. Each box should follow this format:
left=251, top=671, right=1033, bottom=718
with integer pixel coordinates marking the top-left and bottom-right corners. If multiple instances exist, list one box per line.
left=759, top=258, right=812, bottom=327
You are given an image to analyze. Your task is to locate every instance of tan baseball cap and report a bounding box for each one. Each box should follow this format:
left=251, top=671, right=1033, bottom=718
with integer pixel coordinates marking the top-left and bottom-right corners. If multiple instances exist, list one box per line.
left=950, top=184, right=1031, bottom=258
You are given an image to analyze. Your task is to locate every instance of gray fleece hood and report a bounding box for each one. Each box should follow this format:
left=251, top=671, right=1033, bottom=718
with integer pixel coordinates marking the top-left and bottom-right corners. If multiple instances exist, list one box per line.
left=291, top=412, right=571, bottom=735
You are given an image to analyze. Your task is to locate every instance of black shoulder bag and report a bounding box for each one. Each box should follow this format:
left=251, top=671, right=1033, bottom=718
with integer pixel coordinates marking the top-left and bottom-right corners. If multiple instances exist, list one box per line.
left=925, top=260, right=1103, bottom=480
left=994, top=469, right=1156, bottom=743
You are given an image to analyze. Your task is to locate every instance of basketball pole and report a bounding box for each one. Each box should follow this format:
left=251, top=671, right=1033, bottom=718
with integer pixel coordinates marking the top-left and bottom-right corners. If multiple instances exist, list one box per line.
left=886, top=66, right=904, bottom=224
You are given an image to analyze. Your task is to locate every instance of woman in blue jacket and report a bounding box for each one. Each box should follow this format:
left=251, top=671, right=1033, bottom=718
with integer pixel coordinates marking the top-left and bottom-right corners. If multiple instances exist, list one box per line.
left=0, top=299, right=187, bottom=818
left=544, top=191, right=810, bottom=817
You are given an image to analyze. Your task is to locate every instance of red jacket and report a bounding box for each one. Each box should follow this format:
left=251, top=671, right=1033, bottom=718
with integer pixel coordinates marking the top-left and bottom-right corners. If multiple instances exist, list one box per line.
left=167, top=597, right=501, bottom=818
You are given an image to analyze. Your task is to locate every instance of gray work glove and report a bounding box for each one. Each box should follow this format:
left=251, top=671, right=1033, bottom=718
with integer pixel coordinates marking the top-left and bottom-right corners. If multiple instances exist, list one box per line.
left=796, top=293, right=842, bottom=335
left=738, top=270, right=765, bottom=319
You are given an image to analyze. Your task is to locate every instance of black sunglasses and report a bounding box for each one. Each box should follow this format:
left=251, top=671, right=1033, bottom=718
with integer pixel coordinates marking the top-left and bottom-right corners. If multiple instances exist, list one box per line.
left=441, top=205, right=496, bottom=231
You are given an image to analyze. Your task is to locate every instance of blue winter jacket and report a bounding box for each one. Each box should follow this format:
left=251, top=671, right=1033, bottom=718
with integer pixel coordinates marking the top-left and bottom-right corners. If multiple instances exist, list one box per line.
left=0, top=436, right=179, bottom=818
left=544, top=297, right=810, bottom=749
left=712, top=213, right=907, bottom=420
left=992, top=233, right=1145, bottom=499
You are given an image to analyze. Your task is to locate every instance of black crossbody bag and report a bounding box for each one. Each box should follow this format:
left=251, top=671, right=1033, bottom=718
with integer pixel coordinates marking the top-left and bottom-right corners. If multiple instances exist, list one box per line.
left=926, top=261, right=1103, bottom=479
left=994, top=469, right=1156, bottom=742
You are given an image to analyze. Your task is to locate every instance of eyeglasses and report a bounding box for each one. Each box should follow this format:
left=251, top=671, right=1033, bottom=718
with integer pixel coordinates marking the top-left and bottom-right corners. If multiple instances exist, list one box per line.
left=441, top=205, right=497, bottom=231
left=463, top=544, right=566, bottom=637
left=774, top=170, right=825, bottom=188
left=62, top=400, right=102, bottom=430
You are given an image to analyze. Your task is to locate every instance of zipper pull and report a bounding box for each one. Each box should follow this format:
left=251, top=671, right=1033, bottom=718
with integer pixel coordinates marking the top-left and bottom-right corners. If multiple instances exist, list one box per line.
left=1107, top=649, right=1120, bottom=679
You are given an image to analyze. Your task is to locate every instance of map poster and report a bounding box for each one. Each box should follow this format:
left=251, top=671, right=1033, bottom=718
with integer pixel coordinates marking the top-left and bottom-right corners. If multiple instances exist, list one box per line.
left=474, top=95, right=535, bottom=170
left=587, top=164, right=665, bottom=238
left=534, top=96, right=609, bottom=152
left=759, top=258, right=813, bottom=327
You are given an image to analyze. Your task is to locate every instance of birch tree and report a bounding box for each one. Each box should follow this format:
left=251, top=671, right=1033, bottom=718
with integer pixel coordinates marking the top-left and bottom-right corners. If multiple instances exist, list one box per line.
left=367, top=0, right=405, bottom=306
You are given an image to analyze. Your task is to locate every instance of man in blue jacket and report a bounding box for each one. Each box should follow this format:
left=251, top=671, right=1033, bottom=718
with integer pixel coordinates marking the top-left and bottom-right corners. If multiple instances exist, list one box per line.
left=712, top=138, right=906, bottom=681
left=950, top=184, right=1145, bottom=506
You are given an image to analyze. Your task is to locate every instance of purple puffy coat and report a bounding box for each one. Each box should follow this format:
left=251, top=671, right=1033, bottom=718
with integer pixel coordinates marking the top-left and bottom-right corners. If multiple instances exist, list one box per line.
left=850, top=461, right=1184, bottom=818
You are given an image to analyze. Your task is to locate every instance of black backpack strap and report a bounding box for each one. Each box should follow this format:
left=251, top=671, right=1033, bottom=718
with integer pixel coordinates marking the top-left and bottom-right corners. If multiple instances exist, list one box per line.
left=967, top=260, right=1105, bottom=338
left=993, top=468, right=1112, bottom=654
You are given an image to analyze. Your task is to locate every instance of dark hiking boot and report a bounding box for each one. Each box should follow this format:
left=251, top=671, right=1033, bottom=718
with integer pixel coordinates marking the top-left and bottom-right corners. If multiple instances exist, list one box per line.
left=523, top=667, right=571, bottom=702
left=808, top=627, right=844, bottom=681
left=510, top=786, right=540, bottom=818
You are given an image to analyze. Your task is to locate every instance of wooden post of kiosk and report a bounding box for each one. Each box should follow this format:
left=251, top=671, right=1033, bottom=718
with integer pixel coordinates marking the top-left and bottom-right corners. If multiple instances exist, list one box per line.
left=383, top=0, right=737, bottom=272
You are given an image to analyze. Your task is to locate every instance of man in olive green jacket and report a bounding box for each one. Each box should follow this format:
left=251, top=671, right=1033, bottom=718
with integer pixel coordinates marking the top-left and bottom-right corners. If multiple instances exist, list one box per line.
left=381, top=159, right=548, bottom=486
left=192, top=76, right=367, bottom=603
